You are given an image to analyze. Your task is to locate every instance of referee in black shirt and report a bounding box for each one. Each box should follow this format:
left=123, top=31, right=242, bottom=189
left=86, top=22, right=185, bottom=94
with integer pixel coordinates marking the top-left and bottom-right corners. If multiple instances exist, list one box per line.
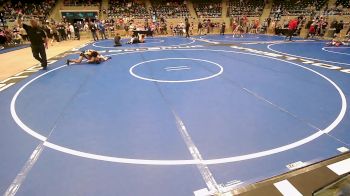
left=17, top=14, right=48, bottom=70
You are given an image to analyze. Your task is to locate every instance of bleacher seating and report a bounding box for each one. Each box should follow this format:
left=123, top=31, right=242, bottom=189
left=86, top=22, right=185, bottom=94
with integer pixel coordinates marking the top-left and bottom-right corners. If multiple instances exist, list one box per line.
left=150, top=0, right=190, bottom=19
left=63, top=0, right=100, bottom=6
left=193, top=0, right=222, bottom=18
left=3, top=0, right=56, bottom=20
left=336, top=0, right=350, bottom=8
left=326, top=0, right=350, bottom=15
left=108, top=0, right=149, bottom=19
left=227, top=0, right=264, bottom=17
left=271, top=0, right=327, bottom=17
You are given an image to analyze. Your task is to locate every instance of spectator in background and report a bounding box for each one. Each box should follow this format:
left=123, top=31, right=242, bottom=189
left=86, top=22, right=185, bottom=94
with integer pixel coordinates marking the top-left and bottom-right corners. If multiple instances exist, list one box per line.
left=197, top=21, right=202, bottom=35
left=89, top=21, right=99, bottom=41
left=68, top=23, right=74, bottom=39
left=285, top=17, right=298, bottom=41
left=74, top=22, right=80, bottom=40
left=309, top=23, right=316, bottom=38
left=0, top=29, right=6, bottom=45
left=262, top=19, right=268, bottom=33
left=124, top=23, right=129, bottom=37
left=185, top=17, right=190, bottom=38
left=267, top=17, right=271, bottom=27
left=19, top=26, right=27, bottom=41
left=220, top=22, right=225, bottom=35
left=206, top=19, right=211, bottom=34
left=114, top=32, right=121, bottom=47
left=335, top=20, right=344, bottom=37
left=0, top=11, right=5, bottom=26
left=50, top=23, right=59, bottom=45
left=170, top=23, right=174, bottom=36
left=43, top=22, right=52, bottom=41
left=58, top=23, right=66, bottom=41
left=98, top=20, right=107, bottom=39
left=84, top=22, right=89, bottom=31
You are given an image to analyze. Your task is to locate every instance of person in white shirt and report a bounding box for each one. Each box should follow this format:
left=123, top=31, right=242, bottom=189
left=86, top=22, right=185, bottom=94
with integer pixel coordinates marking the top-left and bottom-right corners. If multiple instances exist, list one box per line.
left=69, top=23, right=74, bottom=39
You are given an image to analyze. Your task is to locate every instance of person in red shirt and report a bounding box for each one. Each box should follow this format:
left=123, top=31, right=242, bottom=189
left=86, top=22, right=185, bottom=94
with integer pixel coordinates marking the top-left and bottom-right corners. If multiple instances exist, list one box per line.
left=285, top=18, right=298, bottom=41
left=231, top=20, right=237, bottom=34
left=309, top=24, right=316, bottom=38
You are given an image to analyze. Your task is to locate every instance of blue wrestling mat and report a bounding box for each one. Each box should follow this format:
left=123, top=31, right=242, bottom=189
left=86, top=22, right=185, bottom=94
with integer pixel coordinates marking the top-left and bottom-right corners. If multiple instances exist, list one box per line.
left=0, top=44, right=30, bottom=54
left=0, top=35, right=349, bottom=196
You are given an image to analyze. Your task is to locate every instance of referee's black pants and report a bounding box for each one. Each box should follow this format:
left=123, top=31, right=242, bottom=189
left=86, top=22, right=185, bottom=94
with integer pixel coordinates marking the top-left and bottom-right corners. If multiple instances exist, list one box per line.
left=185, top=28, right=190, bottom=38
left=31, top=44, right=47, bottom=68
left=285, top=29, right=296, bottom=41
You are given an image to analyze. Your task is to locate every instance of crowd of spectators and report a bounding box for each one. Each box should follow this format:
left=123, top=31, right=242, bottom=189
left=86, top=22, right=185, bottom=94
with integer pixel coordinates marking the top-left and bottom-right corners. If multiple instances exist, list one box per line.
left=2, top=0, right=56, bottom=21
left=322, top=0, right=350, bottom=15
left=271, top=0, right=327, bottom=20
left=193, top=0, right=222, bottom=18
left=0, top=16, right=106, bottom=46
left=0, top=27, right=22, bottom=45
left=305, top=15, right=347, bottom=38
left=0, top=11, right=5, bottom=27
left=304, top=16, right=329, bottom=37
left=271, top=13, right=349, bottom=42
left=273, top=16, right=306, bottom=36
left=227, top=0, right=265, bottom=17
left=150, top=0, right=190, bottom=19
left=0, top=18, right=84, bottom=46
left=270, top=0, right=350, bottom=21
left=108, top=0, right=149, bottom=19
left=63, top=0, right=100, bottom=6
left=102, top=17, right=171, bottom=36
left=1, top=0, right=350, bottom=46
left=336, top=0, right=350, bottom=9
left=229, top=16, right=270, bottom=35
